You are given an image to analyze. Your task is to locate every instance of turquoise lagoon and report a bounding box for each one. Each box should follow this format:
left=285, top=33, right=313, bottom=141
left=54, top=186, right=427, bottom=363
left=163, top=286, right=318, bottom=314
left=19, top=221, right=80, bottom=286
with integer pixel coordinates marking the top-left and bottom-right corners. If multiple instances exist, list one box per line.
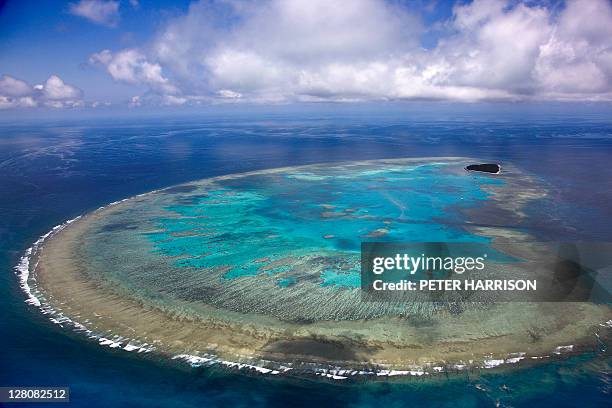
left=80, top=158, right=512, bottom=323
left=150, top=160, right=500, bottom=284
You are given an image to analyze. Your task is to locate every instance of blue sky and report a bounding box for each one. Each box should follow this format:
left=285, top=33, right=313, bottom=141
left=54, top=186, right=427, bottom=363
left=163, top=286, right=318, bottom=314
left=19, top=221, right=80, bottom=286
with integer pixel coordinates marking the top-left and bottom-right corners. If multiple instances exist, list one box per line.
left=0, top=1, right=188, bottom=102
left=1, top=0, right=611, bottom=112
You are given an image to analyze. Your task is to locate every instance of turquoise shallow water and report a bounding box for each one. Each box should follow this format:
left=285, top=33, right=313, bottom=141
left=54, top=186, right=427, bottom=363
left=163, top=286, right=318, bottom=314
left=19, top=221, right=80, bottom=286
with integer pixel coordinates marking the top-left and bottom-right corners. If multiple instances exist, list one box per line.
left=71, top=158, right=531, bottom=325
left=146, top=161, right=500, bottom=290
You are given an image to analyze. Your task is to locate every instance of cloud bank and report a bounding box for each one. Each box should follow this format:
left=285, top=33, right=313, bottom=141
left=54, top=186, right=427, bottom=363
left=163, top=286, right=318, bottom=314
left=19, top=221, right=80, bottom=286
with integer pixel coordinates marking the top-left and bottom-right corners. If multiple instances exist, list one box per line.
left=87, top=0, right=612, bottom=105
left=0, top=75, right=84, bottom=109
left=6, top=0, right=612, bottom=109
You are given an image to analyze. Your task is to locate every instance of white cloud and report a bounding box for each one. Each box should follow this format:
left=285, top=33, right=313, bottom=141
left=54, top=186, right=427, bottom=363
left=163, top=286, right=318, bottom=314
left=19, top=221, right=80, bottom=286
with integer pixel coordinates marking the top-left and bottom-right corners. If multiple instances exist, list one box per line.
left=89, top=49, right=178, bottom=94
left=90, top=0, right=612, bottom=104
left=162, top=95, right=188, bottom=106
left=533, top=0, right=612, bottom=97
left=0, top=75, right=32, bottom=97
left=39, top=75, right=82, bottom=100
left=0, top=95, right=37, bottom=109
left=69, top=0, right=119, bottom=27
left=91, top=101, right=112, bottom=108
left=129, top=95, right=142, bottom=107
left=0, top=74, right=84, bottom=109
left=217, top=89, right=242, bottom=99
left=440, top=0, right=553, bottom=91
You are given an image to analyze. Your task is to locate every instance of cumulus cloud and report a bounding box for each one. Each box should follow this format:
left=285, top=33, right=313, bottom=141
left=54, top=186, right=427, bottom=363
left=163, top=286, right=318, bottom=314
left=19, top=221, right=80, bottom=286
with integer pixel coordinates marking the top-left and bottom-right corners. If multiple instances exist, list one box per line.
left=38, top=75, right=83, bottom=100
left=0, top=74, right=84, bottom=109
left=0, top=95, right=37, bottom=110
left=0, top=75, right=32, bottom=97
left=439, top=0, right=553, bottom=91
left=69, top=0, right=120, bottom=27
left=89, top=49, right=178, bottom=94
left=90, top=0, right=612, bottom=104
left=533, top=0, right=612, bottom=98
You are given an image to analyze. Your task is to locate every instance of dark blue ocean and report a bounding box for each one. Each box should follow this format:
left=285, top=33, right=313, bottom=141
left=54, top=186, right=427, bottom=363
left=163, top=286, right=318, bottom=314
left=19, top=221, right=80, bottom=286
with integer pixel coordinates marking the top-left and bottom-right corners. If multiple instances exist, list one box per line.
left=1, top=104, right=611, bottom=407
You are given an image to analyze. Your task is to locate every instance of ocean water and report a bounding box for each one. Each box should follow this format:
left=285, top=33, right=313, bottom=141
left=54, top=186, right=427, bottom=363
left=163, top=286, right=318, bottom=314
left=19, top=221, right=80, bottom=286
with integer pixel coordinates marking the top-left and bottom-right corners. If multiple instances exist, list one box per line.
left=1, top=105, right=611, bottom=407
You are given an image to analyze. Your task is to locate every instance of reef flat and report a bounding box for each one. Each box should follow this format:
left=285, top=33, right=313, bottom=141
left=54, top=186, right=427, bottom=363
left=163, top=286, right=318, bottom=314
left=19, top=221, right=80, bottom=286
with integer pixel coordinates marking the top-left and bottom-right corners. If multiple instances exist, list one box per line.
left=27, top=158, right=611, bottom=376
